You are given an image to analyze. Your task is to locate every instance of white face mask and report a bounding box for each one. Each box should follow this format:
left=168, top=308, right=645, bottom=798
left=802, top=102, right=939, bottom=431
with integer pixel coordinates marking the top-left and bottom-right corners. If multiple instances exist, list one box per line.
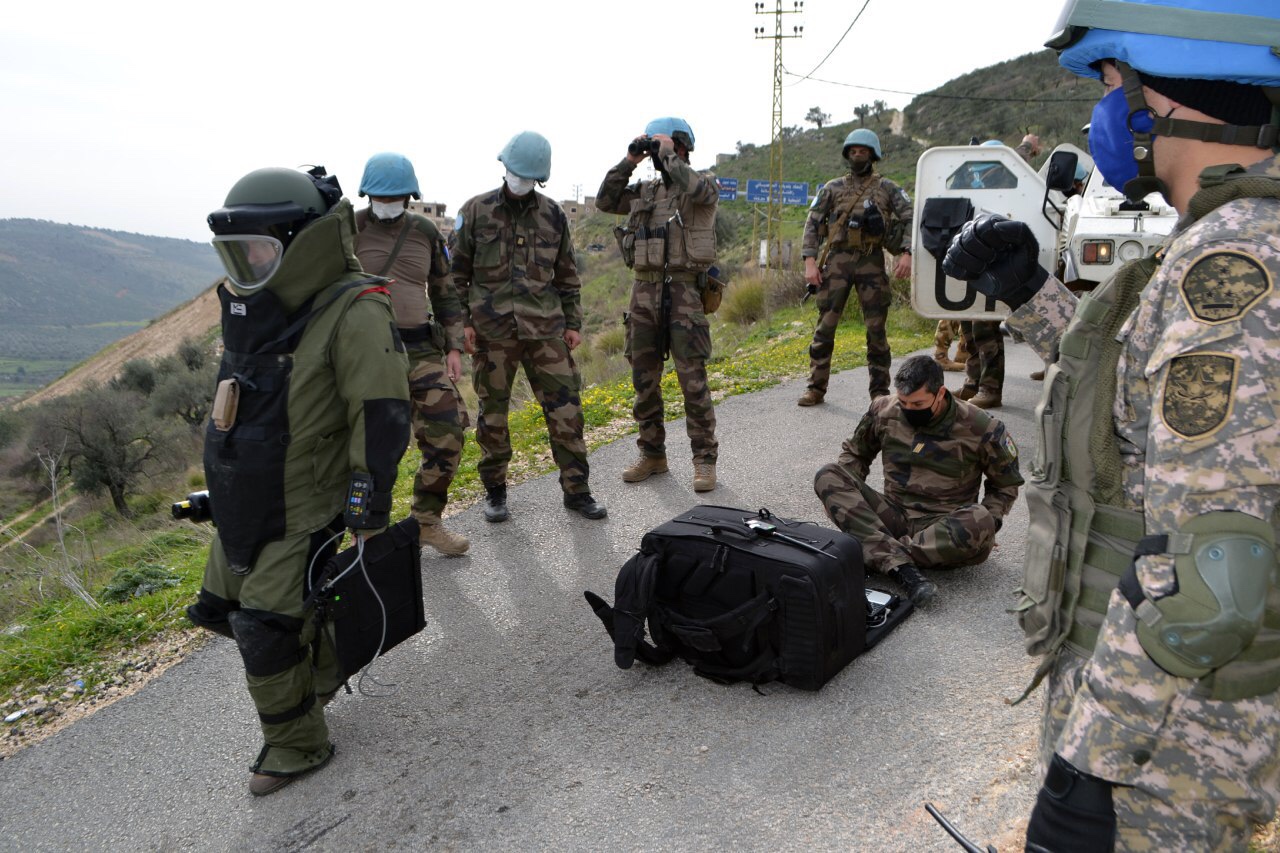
left=504, top=170, right=536, bottom=197
left=371, top=200, right=405, bottom=221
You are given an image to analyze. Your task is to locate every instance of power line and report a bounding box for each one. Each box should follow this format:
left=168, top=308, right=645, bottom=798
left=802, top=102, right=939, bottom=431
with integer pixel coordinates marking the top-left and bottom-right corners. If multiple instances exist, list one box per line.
left=782, top=69, right=1097, bottom=102
left=787, top=0, right=872, bottom=85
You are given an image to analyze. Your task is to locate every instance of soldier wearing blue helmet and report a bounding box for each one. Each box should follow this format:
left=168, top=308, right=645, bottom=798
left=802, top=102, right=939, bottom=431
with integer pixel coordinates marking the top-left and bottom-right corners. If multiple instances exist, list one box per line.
left=944, top=0, right=1280, bottom=848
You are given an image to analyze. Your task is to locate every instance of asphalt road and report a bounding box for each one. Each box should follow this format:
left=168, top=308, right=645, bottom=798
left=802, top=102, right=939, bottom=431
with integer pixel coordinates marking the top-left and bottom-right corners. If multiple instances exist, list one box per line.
left=0, top=343, right=1048, bottom=852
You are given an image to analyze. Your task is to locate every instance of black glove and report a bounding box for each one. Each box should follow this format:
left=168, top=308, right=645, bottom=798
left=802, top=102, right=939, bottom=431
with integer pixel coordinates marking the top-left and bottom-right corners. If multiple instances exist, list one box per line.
left=942, top=214, right=1049, bottom=310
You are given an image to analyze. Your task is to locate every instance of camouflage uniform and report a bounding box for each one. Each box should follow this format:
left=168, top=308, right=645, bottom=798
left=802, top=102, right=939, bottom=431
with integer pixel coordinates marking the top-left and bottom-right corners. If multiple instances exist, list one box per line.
left=595, top=149, right=719, bottom=464
left=802, top=170, right=913, bottom=397
left=355, top=209, right=468, bottom=523
left=958, top=319, right=1004, bottom=394
left=1008, top=155, right=1280, bottom=849
left=451, top=186, right=589, bottom=495
left=813, top=392, right=1022, bottom=575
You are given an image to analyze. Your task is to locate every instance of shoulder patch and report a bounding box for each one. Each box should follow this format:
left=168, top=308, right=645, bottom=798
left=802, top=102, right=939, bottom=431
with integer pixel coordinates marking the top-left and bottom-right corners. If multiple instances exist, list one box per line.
left=454, top=213, right=464, bottom=232
left=1179, top=250, right=1270, bottom=323
left=1160, top=352, right=1238, bottom=439
left=999, top=429, right=1017, bottom=460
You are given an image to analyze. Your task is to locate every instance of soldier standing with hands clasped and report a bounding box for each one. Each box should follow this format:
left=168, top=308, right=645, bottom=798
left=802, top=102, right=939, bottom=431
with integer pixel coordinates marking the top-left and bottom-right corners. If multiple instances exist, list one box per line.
left=596, top=117, right=721, bottom=493
left=798, top=128, right=913, bottom=406
left=945, top=0, right=1280, bottom=846
left=452, top=131, right=606, bottom=524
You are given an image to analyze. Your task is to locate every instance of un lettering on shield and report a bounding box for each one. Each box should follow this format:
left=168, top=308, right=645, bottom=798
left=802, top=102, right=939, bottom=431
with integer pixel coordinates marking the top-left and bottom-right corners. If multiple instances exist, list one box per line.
left=1160, top=353, right=1238, bottom=440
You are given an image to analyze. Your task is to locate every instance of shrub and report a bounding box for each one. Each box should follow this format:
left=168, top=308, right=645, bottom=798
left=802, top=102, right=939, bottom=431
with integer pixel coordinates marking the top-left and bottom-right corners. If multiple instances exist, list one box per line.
left=719, top=278, right=768, bottom=326
left=592, top=325, right=626, bottom=357
left=100, top=563, right=180, bottom=603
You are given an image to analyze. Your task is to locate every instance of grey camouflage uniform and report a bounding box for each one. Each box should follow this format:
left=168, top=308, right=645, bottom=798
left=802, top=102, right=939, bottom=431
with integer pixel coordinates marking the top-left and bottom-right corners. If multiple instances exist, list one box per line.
left=451, top=187, right=590, bottom=495
left=813, top=391, right=1022, bottom=575
left=803, top=170, right=913, bottom=397
left=1008, top=155, right=1280, bottom=850
left=595, top=149, right=719, bottom=464
left=959, top=319, right=1004, bottom=394
left=355, top=209, right=469, bottom=521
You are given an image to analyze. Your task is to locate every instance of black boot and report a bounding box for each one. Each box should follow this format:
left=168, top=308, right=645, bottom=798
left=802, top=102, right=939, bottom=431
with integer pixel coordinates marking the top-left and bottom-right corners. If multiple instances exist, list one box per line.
left=483, top=484, right=509, bottom=523
left=891, top=564, right=937, bottom=606
left=563, top=492, right=607, bottom=520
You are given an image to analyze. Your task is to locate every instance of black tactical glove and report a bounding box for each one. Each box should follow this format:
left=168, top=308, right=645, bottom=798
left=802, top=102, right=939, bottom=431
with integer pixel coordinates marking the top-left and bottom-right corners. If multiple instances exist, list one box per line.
left=942, top=214, right=1049, bottom=310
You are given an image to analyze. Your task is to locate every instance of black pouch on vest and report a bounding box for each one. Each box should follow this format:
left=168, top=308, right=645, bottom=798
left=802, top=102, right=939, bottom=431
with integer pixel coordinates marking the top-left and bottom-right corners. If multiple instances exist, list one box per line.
left=920, top=197, right=974, bottom=260
left=585, top=505, right=912, bottom=690
left=309, top=518, right=425, bottom=680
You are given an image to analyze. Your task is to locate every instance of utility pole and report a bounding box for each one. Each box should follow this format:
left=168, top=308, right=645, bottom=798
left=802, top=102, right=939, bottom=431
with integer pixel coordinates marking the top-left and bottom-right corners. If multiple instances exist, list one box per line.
left=754, top=0, right=802, bottom=271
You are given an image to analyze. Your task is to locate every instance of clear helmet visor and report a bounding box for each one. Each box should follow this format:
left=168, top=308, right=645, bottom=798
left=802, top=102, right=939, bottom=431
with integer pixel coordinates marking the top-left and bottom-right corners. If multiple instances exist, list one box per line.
left=212, top=235, right=284, bottom=292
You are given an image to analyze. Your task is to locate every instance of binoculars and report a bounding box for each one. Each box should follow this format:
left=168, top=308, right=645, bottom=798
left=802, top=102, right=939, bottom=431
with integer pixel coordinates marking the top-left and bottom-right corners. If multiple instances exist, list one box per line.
left=628, top=136, right=662, bottom=157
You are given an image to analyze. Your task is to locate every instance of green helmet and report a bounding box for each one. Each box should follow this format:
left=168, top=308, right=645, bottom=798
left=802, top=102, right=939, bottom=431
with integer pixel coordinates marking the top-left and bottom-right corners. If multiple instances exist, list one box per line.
left=497, top=131, right=552, bottom=182
left=207, top=167, right=337, bottom=293
left=842, top=128, right=882, bottom=160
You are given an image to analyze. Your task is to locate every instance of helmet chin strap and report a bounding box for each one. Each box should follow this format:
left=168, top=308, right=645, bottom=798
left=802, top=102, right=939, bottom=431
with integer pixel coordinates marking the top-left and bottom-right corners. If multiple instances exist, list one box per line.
left=1117, top=60, right=1280, bottom=202
left=1116, top=61, right=1169, bottom=204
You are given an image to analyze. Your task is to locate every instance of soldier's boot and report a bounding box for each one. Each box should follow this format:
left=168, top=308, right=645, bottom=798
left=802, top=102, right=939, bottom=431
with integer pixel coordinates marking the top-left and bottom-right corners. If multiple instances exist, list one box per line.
left=622, top=454, right=668, bottom=483
left=971, top=388, right=1003, bottom=409
left=419, top=516, right=470, bottom=556
left=890, top=564, right=937, bottom=606
left=564, top=492, right=608, bottom=520
left=933, top=346, right=965, bottom=372
left=483, top=485, right=509, bottom=523
left=797, top=388, right=825, bottom=407
left=249, top=744, right=336, bottom=797
left=1030, top=369, right=1046, bottom=381
left=958, top=384, right=979, bottom=401
left=953, top=341, right=971, bottom=365
left=692, top=462, right=717, bottom=493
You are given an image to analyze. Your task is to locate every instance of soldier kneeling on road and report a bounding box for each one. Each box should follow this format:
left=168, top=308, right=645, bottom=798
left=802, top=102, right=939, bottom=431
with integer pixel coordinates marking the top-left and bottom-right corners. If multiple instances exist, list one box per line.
left=813, top=355, right=1023, bottom=605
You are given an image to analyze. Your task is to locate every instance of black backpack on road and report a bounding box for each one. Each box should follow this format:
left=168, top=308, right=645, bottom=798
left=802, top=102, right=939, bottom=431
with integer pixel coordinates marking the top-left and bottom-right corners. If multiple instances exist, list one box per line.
left=585, top=505, right=912, bottom=691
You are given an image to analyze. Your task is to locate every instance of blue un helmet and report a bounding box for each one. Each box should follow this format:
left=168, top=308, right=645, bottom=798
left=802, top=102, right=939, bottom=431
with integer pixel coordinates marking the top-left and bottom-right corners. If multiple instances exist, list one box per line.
left=358, top=152, right=421, bottom=199
left=842, top=128, right=882, bottom=160
left=644, top=117, right=696, bottom=152
left=497, top=131, right=552, bottom=182
left=1047, top=0, right=1280, bottom=200
left=981, top=139, right=1005, bottom=147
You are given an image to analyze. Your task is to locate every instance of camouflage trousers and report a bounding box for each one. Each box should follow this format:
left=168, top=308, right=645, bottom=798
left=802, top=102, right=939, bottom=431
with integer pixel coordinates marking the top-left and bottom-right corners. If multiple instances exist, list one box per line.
left=808, top=249, right=892, bottom=397
left=625, top=276, right=717, bottom=464
left=813, top=462, right=995, bottom=575
left=407, top=345, right=469, bottom=520
left=473, top=336, right=589, bottom=494
left=189, top=521, right=344, bottom=775
left=933, top=319, right=958, bottom=351
left=1038, top=593, right=1280, bottom=851
left=959, top=320, right=1004, bottom=393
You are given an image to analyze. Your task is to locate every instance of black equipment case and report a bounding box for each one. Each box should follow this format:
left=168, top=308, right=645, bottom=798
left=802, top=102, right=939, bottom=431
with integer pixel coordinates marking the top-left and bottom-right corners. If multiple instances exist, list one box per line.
left=586, top=505, right=912, bottom=690
left=308, top=517, right=426, bottom=680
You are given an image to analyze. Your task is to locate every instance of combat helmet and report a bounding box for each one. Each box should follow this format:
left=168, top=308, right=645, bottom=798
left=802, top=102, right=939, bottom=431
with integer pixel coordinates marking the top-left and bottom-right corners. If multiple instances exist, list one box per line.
left=1048, top=0, right=1280, bottom=198
left=497, top=131, right=552, bottom=182
left=207, top=166, right=340, bottom=292
left=359, top=152, right=421, bottom=199
left=644, top=117, right=696, bottom=152
left=842, top=128, right=882, bottom=161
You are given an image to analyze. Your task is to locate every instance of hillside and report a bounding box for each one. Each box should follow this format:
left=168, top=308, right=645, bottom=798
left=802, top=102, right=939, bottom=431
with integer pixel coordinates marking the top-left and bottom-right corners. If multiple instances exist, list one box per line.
left=0, top=220, right=224, bottom=398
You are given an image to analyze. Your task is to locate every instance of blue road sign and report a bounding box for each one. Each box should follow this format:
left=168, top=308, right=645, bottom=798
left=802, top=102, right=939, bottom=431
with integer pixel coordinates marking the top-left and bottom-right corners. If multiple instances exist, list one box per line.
left=745, top=179, right=810, bottom=205
left=716, top=177, right=738, bottom=201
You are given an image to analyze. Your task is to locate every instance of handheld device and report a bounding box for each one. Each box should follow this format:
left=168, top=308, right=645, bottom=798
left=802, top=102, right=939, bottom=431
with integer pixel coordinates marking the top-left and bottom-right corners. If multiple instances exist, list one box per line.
left=344, top=473, right=375, bottom=529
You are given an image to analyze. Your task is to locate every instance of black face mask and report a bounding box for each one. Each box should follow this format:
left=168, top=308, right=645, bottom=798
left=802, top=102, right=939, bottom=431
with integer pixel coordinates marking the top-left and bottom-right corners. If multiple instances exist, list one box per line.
left=903, top=406, right=934, bottom=427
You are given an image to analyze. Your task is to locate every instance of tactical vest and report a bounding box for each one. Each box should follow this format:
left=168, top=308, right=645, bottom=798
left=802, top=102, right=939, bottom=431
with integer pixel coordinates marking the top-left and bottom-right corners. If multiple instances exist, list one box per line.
left=628, top=178, right=716, bottom=273
left=1017, top=168, right=1280, bottom=702
left=204, top=275, right=380, bottom=571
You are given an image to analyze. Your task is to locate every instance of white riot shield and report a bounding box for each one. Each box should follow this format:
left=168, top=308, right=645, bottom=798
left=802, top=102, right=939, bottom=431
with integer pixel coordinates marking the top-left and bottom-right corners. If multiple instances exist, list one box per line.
left=910, top=146, right=1061, bottom=321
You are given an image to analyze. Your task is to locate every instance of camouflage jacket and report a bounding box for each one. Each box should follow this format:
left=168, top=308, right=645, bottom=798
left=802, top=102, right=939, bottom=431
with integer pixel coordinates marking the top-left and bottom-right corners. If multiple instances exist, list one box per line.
left=450, top=188, right=581, bottom=342
left=837, top=391, right=1023, bottom=520
left=803, top=170, right=913, bottom=258
left=1007, top=154, right=1280, bottom=787
left=354, top=208, right=465, bottom=353
left=595, top=151, right=719, bottom=273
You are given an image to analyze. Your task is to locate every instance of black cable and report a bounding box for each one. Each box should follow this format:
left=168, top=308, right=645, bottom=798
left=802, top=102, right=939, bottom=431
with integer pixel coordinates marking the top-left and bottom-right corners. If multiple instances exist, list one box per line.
left=787, top=0, right=874, bottom=86
left=782, top=69, right=1097, bottom=102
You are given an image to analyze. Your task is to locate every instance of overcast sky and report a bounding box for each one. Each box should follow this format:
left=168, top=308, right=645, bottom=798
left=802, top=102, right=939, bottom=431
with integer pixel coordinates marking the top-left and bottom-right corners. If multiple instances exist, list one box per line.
left=1, top=0, right=1063, bottom=243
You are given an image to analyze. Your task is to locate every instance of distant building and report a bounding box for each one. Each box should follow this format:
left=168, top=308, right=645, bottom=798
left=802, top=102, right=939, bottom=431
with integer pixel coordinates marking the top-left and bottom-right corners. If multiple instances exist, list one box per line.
left=407, top=200, right=453, bottom=236
left=560, top=197, right=596, bottom=230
